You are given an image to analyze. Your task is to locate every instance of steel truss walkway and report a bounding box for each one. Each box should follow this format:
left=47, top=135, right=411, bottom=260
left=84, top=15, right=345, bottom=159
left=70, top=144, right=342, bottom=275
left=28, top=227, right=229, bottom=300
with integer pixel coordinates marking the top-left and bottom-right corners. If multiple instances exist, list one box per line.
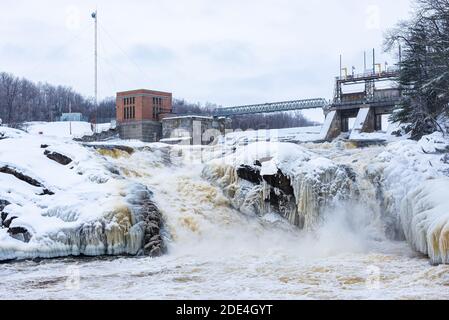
left=214, top=98, right=329, bottom=117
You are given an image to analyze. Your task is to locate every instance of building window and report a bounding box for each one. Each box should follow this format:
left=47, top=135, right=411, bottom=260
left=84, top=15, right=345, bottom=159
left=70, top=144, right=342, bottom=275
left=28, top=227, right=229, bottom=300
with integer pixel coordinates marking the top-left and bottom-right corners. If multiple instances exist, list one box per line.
left=132, top=106, right=135, bottom=119
left=133, top=97, right=135, bottom=104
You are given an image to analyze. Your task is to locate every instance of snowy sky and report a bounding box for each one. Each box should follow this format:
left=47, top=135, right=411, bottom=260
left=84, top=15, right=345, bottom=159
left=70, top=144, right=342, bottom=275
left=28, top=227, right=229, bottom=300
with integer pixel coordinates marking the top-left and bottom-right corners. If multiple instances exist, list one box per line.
left=0, top=0, right=412, bottom=122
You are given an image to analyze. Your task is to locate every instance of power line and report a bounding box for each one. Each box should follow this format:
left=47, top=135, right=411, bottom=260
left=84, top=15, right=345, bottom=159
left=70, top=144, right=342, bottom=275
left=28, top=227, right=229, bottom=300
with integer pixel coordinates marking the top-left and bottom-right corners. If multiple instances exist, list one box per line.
left=28, top=24, right=91, bottom=75
left=98, top=22, right=155, bottom=86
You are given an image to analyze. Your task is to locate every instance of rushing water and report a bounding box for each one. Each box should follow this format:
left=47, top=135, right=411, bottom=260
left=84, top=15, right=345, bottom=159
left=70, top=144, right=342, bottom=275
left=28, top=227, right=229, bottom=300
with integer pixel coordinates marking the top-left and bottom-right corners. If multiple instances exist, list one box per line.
left=1, top=142, right=449, bottom=300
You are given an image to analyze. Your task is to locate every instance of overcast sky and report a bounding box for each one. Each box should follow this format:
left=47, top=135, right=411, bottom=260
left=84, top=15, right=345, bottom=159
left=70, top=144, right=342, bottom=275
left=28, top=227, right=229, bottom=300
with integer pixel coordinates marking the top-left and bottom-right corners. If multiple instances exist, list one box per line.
left=1, top=0, right=412, bottom=121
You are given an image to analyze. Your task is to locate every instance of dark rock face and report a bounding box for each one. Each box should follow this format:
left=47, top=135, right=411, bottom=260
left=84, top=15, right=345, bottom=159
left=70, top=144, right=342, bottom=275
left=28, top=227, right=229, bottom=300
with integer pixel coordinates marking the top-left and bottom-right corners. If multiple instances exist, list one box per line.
left=0, top=201, right=32, bottom=243
left=0, top=200, right=11, bottom=227
left=235, top=164, right=296, bottom=220
left=237, top=165, right=262, bottom=185
left=0, top=166, right=54, bottom=196
left=127, top=185, right=166, bottom=257
left=237, top=163, right=294, bottom=195
left=44, top=150, right=73, bottom=165
left=0, top=166, right=41, bottom=187
left=2, top=216, right=17, bottom=228
left=0, top=200, right=10, bottom=212
left=262, top=171, right=294, bottom=195
left=142, top=201, right=166, bottom=257
left=442, top=153, right=449, bottom=164
left=74, top=128, right=118, bottom=143
left=40, top=144, right=49, bottom=149
left=8, top=227, right=32, bottom=243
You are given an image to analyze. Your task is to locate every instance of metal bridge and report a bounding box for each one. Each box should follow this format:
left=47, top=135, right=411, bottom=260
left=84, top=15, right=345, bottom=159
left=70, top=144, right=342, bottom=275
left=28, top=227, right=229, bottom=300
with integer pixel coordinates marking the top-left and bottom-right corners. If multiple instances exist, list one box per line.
left=213, top=98, right=329, bottom=117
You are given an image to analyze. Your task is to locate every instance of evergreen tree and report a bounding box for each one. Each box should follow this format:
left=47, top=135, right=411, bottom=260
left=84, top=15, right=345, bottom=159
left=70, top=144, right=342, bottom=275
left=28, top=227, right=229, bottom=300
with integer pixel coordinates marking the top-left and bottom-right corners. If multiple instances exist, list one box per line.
left=385, top=0, right=449, bottom=139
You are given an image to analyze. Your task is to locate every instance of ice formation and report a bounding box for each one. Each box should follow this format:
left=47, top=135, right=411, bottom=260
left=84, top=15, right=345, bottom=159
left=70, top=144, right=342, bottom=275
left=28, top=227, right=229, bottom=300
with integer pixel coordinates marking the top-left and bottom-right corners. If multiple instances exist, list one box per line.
left=367, top=132, right=449, bottom=264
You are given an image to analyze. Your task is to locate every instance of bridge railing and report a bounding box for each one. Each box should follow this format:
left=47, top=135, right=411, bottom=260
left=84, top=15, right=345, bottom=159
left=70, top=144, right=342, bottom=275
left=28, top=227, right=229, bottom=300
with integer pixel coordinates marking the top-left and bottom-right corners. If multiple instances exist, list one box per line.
left=336, top=69, right=399, bottom=82
left=331, top=96, right=403, bottom=108
left=214, top=98, right=329, bottom=117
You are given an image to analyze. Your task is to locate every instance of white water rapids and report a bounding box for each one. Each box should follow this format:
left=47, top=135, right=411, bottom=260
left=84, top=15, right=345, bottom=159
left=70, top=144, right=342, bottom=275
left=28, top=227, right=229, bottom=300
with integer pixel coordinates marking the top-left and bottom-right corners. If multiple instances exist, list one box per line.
left=1, top=142, right=449, bottom=300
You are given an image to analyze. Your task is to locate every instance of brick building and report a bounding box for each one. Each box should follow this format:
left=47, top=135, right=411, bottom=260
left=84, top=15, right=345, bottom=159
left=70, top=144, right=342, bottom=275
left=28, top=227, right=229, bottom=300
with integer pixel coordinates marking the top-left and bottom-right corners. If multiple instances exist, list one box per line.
left=116, top=89, right=173, bottom=142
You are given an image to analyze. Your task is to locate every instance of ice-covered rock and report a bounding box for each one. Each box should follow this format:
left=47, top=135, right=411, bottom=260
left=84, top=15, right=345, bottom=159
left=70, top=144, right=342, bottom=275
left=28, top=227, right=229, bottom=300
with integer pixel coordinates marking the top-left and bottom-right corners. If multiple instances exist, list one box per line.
left=203, top=142, right=358, bottom=230
left=369, top=132, right=449, bottom=264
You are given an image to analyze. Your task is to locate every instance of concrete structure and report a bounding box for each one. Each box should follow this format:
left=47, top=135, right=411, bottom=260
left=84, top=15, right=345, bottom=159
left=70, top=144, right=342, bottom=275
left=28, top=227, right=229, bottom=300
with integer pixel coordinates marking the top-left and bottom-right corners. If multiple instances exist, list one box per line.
left=321, top=69, right=401, bottom=141
left=213, top=62, right=401, bottom=142
left=116, top=89, right=173, bottom=142
left=161, top=116, right=231, bottom=145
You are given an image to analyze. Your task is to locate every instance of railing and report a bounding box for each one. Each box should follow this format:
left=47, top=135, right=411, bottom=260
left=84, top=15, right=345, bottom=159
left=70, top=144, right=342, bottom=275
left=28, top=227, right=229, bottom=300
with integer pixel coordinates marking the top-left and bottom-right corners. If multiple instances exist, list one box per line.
left=336, top=69, right=399, bottom=81
left=214, top=98, right=329, bottom=117
left=332, top=96, right=403, bottom=108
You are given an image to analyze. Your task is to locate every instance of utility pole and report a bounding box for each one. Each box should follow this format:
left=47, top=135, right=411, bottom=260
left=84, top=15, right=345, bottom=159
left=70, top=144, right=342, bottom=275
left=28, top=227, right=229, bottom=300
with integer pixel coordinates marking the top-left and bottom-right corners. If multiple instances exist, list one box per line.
left=364, top=51, right=367, bottom=73
left=92, top=10, right=98, bottom=134
left=339, top=54, right=342, bottom=79
left=69, top=101, right=72, bottom=136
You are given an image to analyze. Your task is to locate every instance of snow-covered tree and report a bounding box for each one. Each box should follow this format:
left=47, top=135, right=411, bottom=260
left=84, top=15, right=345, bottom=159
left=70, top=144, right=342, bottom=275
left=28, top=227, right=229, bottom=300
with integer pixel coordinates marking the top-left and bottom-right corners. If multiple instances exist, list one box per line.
left=385, top=0, right=449, bottom=139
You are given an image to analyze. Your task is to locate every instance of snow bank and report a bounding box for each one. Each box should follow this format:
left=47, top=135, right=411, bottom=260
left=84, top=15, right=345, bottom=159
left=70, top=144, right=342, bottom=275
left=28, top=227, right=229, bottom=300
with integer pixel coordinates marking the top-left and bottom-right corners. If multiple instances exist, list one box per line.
left=0, top=128, right=162, bottom=261
left=0, top=127, right=26, bottom=139
left=349, top=121, right=404, bottom=142
left=221, top=126, right=323, bottom=146
left=22, top=121, right=112, bottom=139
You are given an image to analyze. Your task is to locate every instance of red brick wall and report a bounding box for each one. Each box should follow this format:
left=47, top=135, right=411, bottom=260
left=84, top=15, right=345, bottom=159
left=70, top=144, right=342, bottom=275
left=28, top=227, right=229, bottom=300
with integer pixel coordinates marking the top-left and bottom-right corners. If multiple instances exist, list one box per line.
left=116, top=89, right=173, bottom=123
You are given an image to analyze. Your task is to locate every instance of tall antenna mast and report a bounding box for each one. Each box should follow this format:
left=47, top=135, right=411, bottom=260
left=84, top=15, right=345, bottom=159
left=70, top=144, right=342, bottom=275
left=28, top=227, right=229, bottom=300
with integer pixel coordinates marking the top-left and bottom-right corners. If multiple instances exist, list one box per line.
left=364, top=51, right=367, bottom=72
left=91, top=10, right=98, bottom=133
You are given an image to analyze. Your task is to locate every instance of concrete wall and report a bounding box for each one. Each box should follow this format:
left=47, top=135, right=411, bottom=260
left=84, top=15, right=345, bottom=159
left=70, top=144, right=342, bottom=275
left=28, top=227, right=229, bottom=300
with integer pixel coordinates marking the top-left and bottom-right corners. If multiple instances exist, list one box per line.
left=162, top=117, right=230, bottom=145
left=119, top=120, right=162, bottom=142
left=361, top=108, right=377, bottom=133
left=323, top=111, right=342, bottom=141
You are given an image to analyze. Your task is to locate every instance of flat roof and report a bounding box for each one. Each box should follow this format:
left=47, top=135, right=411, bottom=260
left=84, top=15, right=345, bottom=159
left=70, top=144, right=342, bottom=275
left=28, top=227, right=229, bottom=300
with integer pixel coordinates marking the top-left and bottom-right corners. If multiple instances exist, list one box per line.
left=117, top=89, right=172, bottom=96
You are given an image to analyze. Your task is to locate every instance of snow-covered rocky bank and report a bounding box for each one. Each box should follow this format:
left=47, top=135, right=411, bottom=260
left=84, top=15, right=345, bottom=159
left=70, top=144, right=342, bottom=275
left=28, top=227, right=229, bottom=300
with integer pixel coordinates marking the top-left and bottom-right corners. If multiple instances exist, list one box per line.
left=0, top=127, right=165, bottom=261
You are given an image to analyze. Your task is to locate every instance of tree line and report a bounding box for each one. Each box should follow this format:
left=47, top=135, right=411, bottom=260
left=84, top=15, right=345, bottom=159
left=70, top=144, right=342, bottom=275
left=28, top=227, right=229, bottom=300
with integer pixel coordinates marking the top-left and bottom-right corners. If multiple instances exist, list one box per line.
left=386, top=0, right=449, bottom=139
left=0, top=71, right=316, bottom=129
left=0, top=72, right=116, bottom=125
